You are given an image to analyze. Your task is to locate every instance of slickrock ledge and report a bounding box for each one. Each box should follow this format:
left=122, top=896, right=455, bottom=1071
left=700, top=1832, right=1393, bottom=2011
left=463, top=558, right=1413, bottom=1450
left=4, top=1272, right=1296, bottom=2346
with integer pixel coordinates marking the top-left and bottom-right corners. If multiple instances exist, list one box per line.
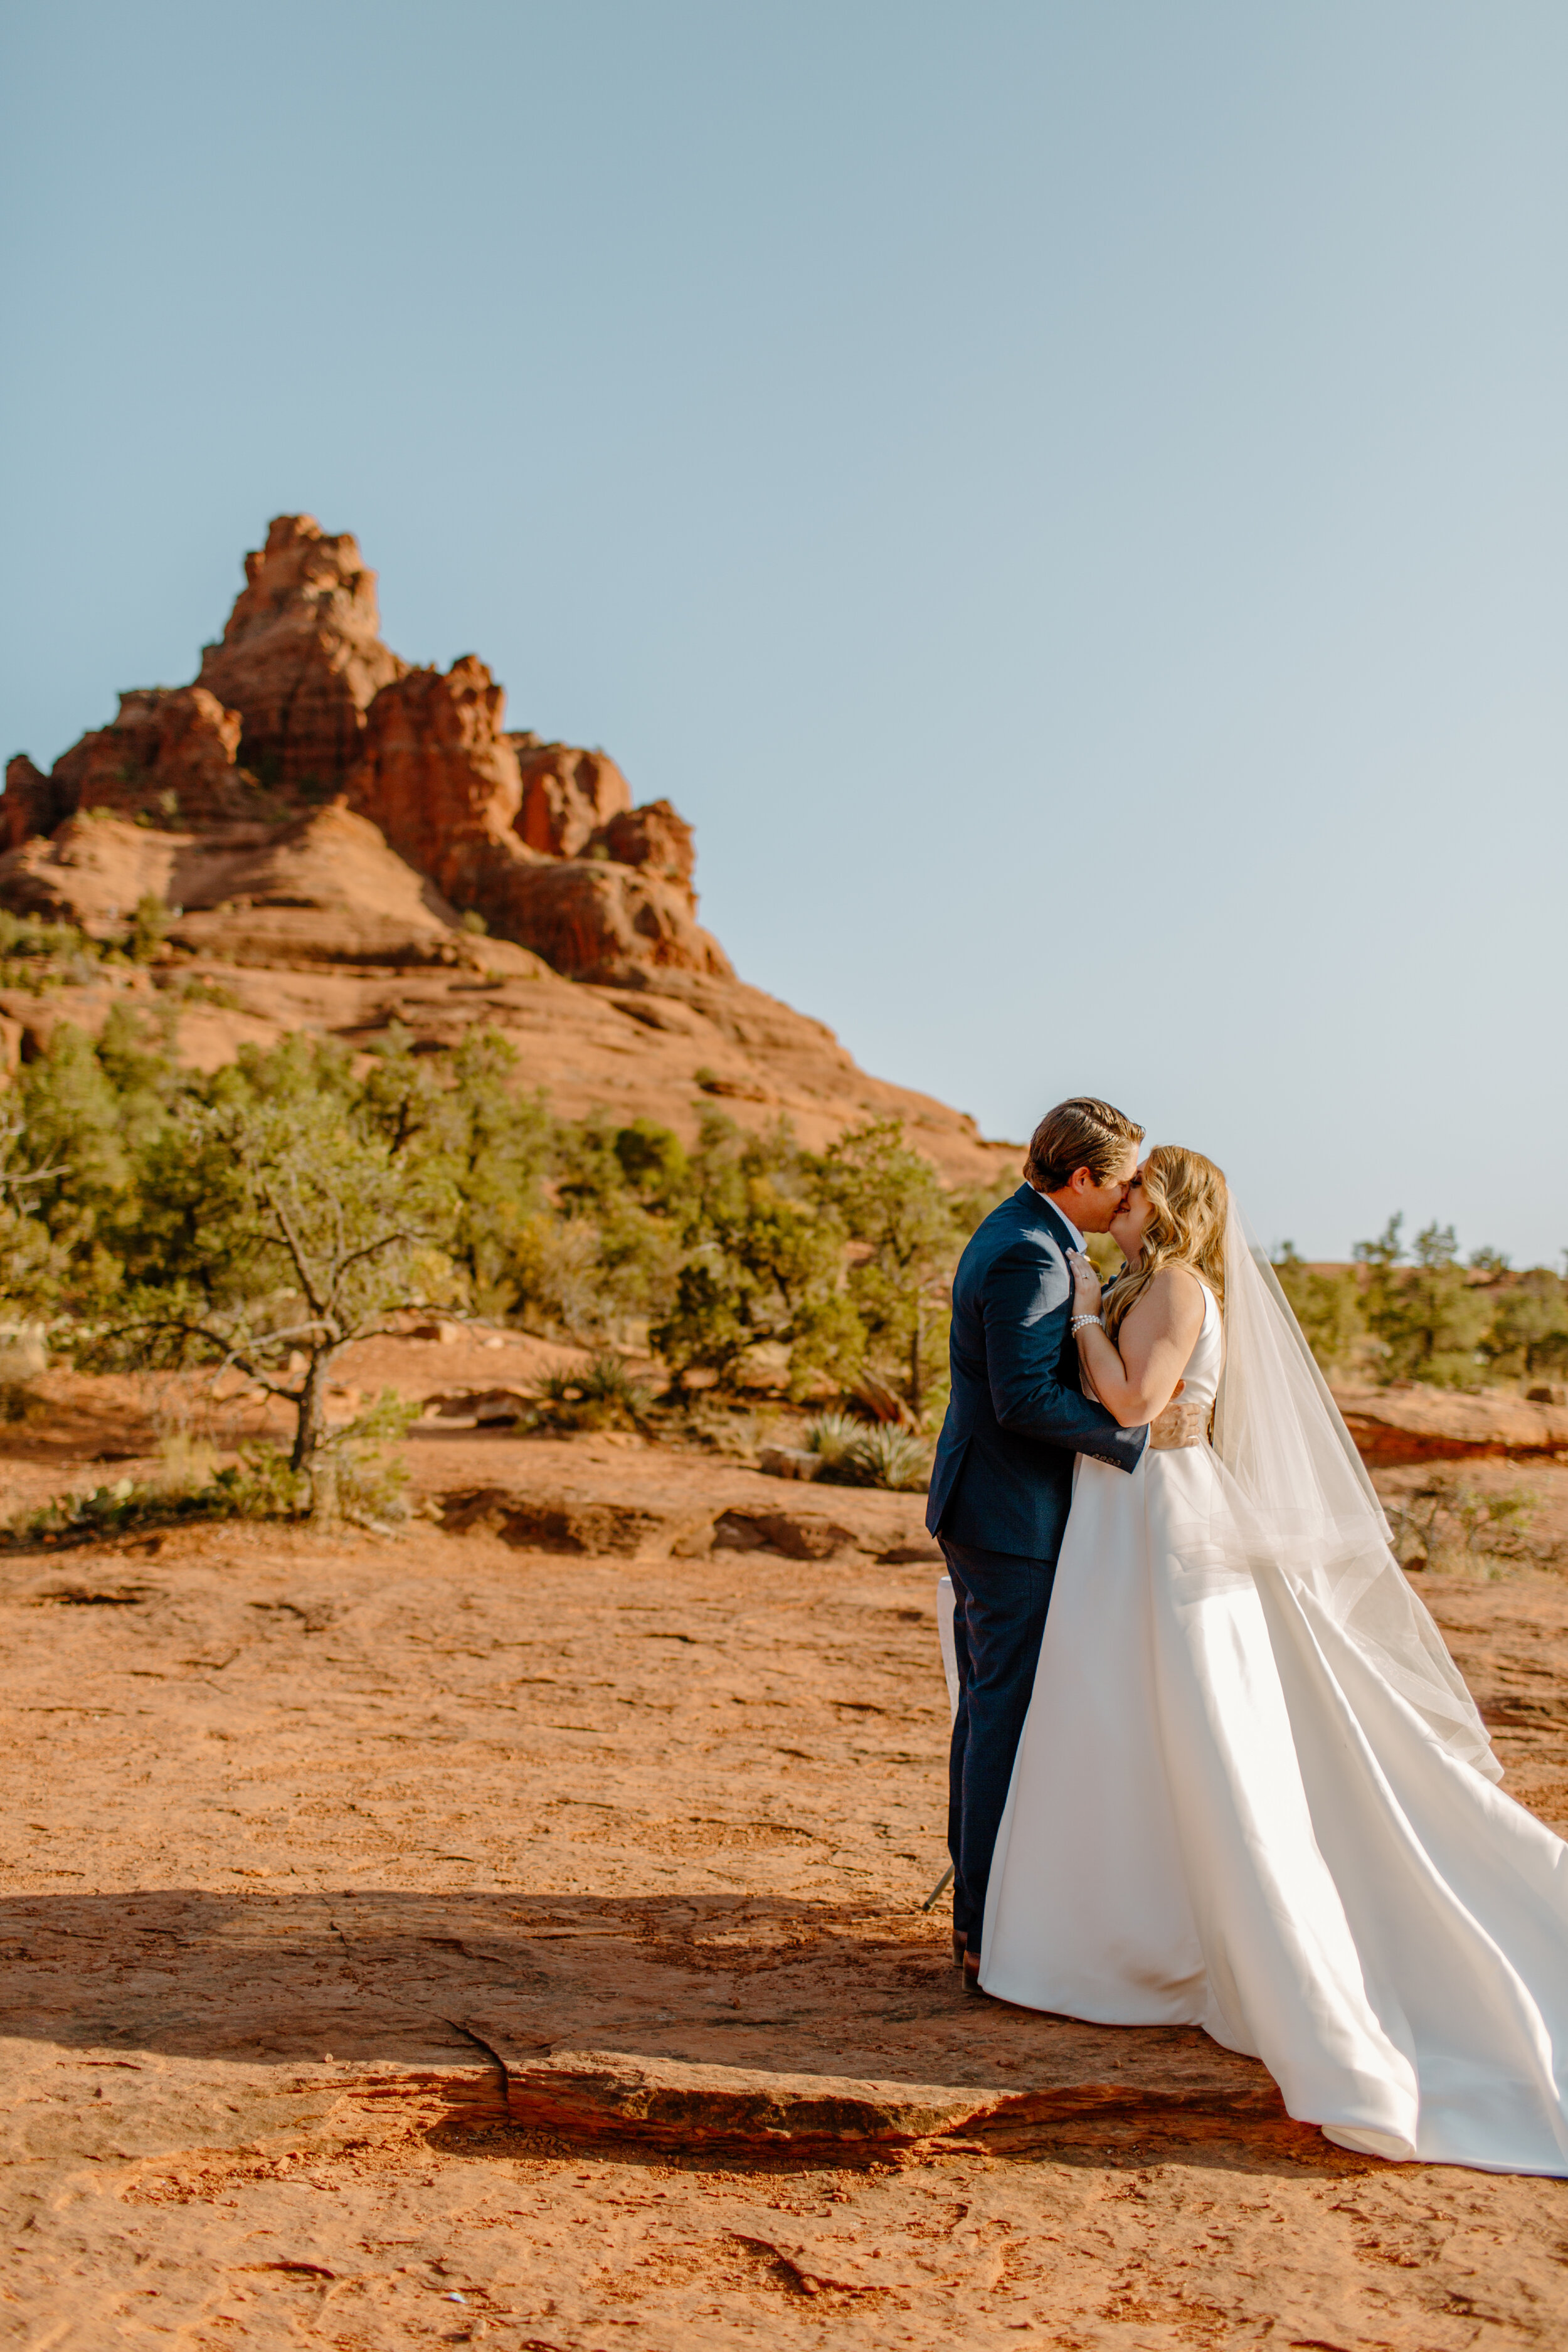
left=473, top=2039, right=1294, bottom=2159
left=1333, top=1383, right=1568, bottom=1465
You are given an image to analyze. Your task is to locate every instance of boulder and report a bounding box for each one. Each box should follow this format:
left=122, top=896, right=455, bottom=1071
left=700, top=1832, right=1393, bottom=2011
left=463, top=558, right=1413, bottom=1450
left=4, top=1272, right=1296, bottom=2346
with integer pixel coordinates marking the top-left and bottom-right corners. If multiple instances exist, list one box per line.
left=514, top=740, right=632, bottom=856
left=196, top=514, right=405, bottom=787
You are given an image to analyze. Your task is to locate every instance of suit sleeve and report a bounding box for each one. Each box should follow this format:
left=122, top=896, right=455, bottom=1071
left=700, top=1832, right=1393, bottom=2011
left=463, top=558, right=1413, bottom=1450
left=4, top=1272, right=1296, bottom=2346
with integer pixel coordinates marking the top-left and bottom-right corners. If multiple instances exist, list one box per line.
left=982, top=1234, right=1147, bottom=1472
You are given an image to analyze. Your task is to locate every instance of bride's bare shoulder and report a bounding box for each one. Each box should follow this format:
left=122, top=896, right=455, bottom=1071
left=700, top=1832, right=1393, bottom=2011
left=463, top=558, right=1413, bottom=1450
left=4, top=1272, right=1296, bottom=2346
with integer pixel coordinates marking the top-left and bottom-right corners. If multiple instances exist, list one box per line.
left=1131, top=1264, right=1205, bottom=1331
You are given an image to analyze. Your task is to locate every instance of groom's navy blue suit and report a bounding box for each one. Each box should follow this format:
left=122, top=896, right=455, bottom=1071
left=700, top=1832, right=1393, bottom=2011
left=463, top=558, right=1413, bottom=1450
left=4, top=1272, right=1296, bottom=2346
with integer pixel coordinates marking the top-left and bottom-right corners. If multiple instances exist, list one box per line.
left=926, top=1184, right=1147, bottom=1957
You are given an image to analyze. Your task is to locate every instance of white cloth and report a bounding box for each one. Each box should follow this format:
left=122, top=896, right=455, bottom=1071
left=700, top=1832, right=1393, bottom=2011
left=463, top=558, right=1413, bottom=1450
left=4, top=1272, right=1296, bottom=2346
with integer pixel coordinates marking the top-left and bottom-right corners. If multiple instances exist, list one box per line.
left=1029, top=1186, right=1083, bottom=1252
left=978, top=1281, right=1568, bottom=2173
left=937, top=1574, right=960, bottom=1721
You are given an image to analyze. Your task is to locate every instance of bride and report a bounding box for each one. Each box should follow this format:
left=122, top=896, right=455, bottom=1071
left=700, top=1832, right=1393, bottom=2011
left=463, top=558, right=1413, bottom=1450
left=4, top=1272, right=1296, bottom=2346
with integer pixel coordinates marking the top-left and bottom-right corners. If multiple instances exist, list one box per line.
left=977, top=1145, right=1568, bottom=2173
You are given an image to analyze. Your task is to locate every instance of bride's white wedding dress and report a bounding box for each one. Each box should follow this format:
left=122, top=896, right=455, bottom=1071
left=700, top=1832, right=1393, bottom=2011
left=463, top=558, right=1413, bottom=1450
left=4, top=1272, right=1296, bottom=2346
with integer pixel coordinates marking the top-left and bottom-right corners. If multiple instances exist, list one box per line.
left=977, top=1244, right=1568, bottom=2174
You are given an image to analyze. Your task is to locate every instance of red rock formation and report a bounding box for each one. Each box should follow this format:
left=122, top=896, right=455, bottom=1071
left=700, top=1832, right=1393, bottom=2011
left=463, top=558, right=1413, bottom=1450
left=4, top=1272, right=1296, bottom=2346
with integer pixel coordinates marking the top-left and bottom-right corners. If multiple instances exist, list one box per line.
left=477, top=857, right=732, bottom=986
left=594, top=798, right=697, bottom=904
left=348, top=655, right=533, bottom=909
left=1, top=756, right=63, bottom=850
left=196, top=514, right=404, bottom=787
left=514, top=741, right=632, bottom=856
left=4, top=514, right=731, bottom=987
left=48, top=687, right=257, bottom=829
left=349, top=661, right=728, bottom=982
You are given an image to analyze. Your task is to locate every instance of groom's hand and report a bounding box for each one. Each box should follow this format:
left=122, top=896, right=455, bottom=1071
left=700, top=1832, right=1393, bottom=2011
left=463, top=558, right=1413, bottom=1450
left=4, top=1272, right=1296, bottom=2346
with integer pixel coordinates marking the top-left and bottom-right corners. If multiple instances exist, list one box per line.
left=1067, top=1251, right=1102, bottom=1316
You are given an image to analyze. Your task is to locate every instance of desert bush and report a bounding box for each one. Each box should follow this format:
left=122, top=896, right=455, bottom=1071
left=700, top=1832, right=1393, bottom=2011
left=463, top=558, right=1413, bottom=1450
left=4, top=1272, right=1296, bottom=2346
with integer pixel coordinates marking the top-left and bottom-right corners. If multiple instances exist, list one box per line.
left=0, top=910, right=100, bottom=985
left=319, top=1390, right=419, bottom=1525
left=175, top=976, right=243, bottom=1010
left=0, top=1326, right=47, bottom=1421
left=151, top=1428, right=219, bottom=1496
left=507, top=1215, right=611, bottom=1338
left=130, top=894, right=171, bottom=964
left=6, top=1448, right=307, bottom=1548
left=1385, top=1473, right=1542, bottom=1576
left=532, top=1352, right=650, bottom=1432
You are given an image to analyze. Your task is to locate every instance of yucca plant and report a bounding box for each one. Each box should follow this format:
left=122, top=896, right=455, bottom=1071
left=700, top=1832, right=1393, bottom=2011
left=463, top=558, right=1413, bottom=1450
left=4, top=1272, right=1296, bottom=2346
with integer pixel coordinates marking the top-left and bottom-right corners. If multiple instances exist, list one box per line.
left=803, top=1410, right=862, bottom=1471
left=534, top=1352, right=650, bottom=1431
left=850, top=1423, right=931, bottom=1492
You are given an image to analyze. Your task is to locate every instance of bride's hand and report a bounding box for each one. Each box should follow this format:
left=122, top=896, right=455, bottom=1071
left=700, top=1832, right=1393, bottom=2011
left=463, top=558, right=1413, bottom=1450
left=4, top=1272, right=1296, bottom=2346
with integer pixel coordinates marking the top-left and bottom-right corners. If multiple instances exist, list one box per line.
left=1067, top=1250, right=1102, bottom=1317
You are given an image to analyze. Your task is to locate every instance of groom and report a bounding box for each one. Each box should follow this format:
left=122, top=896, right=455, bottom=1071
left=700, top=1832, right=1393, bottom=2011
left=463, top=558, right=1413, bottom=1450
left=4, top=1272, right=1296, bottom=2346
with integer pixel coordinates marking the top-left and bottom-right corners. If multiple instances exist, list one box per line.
left=927, top=1096, right=1150, bottom=1993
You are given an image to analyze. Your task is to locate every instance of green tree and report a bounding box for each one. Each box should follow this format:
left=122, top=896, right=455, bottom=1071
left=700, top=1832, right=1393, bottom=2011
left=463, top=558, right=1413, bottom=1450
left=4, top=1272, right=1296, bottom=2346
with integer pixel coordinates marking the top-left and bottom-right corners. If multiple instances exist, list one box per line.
left=814, top=1117, right=961, bottom=1414
left=18, top=1022, right=131, bottom=1231
left=85, top=1090, right=456, bottom=1498
left=1480, top=1268, right=1568, bottom=1380
left=1271, top=1243, right=1367, bottom=1376
left=499, top=1108, right=686, bottom=1340
left=651, top=1113, right=860, bottom=1392
left=1355, top=1216, right=1491, bottom=1388
left=428, top=1030, right=553, bottom=1314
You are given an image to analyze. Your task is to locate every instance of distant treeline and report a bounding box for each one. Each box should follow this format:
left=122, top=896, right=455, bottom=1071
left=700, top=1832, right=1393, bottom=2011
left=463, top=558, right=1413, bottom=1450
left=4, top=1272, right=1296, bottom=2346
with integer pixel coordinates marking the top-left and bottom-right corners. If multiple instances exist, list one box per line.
left=1273, top=1223, right=1568, bottom=1391
left=2, top=919, right=1555, bottom=1421
left=0, top=1002, right=1006, bottom=1426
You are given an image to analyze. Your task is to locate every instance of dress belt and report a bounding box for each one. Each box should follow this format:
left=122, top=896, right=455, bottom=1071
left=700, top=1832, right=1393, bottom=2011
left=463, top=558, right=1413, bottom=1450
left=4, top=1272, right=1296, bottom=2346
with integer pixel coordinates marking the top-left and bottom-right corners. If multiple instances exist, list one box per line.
left=1148, top=1399, right=1211, bottom=1451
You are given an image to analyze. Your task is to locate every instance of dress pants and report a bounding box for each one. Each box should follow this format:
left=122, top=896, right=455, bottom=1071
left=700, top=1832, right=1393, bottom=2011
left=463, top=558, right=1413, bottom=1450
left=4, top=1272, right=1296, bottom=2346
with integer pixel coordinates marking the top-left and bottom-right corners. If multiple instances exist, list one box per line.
left=941, top=1536, right=1057, bottom=1958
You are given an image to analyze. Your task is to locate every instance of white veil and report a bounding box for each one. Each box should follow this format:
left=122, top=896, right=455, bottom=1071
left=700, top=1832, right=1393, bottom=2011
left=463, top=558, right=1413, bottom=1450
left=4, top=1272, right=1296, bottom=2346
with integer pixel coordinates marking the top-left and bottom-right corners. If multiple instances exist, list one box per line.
left=1212, top=1200, right=1501, bottom=1782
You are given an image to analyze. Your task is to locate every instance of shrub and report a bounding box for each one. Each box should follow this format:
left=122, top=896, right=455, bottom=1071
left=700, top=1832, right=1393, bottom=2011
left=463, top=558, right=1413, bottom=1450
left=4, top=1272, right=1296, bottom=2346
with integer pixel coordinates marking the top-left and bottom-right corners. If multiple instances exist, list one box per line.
left=130, top=894, right=171, bottom=964
left=849, top=1423, right=931, bottom=1491
left=803, top=1410, right=861, bottom=1470
left=0, top=1328, right=47, bottom=1421
left=6, top=1449, right=308, bottom=1547
left=316, top=1388, right=420, bottom=1524
left=532, top=1352, right=650, bottom=1432
left=1384, top=1473, right=1541, bottom=1576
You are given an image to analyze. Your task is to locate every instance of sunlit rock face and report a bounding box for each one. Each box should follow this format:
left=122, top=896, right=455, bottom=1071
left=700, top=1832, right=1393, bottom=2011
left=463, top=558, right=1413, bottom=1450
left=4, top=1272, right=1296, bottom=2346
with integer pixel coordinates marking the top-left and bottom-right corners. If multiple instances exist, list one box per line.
left=196, top=513, right=406, bottom=790
left=3, top=513, right=737, bottom=986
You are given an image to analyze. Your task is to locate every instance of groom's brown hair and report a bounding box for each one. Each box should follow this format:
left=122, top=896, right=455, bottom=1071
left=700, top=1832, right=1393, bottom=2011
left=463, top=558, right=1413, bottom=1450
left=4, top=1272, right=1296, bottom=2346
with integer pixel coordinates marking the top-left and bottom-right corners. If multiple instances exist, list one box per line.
left=1025, top=1098, right=1145, bottom=1192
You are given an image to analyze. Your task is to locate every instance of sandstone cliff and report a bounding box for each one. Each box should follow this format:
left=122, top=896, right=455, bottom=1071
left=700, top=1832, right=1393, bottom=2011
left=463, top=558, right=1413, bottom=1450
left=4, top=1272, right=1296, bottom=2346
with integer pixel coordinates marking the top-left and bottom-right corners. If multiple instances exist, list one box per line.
left=0, top=517, right=1009, bottom=1184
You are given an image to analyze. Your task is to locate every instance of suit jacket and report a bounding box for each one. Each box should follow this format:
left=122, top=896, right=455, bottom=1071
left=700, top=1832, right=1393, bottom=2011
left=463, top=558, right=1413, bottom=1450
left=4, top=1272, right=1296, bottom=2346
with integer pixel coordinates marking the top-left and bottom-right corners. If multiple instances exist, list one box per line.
left=926, top=1184, right=1147, bottom=1559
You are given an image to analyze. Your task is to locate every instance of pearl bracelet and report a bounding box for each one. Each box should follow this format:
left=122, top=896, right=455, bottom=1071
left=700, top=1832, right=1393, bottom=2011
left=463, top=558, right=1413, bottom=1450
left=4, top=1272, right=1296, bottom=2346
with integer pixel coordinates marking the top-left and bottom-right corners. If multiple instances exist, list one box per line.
left=1071, top=1313, right=1103, bottom=1334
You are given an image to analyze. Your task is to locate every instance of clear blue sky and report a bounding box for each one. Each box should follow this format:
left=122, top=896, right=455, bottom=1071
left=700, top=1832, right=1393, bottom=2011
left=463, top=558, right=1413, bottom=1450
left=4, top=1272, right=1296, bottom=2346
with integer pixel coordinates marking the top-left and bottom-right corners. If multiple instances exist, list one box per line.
left=3, top=3, right=1564, bottom=1262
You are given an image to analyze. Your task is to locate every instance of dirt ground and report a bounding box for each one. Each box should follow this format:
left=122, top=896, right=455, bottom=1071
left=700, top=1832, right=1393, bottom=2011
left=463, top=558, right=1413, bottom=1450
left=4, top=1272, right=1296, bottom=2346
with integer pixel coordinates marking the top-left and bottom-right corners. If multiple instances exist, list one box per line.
left=3, top=1363, right=1568, bottom=2348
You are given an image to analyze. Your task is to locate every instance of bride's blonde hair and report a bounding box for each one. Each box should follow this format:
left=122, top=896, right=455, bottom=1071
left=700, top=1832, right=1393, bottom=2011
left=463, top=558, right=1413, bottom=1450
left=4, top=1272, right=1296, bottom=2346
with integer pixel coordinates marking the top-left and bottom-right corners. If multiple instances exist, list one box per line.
left=1103, top=1144, right=1229, bottom=1341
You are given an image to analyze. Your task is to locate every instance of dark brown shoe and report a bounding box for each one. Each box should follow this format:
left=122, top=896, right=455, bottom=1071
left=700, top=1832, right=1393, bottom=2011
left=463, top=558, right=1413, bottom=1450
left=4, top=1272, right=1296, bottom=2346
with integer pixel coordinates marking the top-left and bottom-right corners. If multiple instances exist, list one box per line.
left=963, top=1951, right=989, bottom=1998
left=951, top=1930, right=967, bottom=1969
